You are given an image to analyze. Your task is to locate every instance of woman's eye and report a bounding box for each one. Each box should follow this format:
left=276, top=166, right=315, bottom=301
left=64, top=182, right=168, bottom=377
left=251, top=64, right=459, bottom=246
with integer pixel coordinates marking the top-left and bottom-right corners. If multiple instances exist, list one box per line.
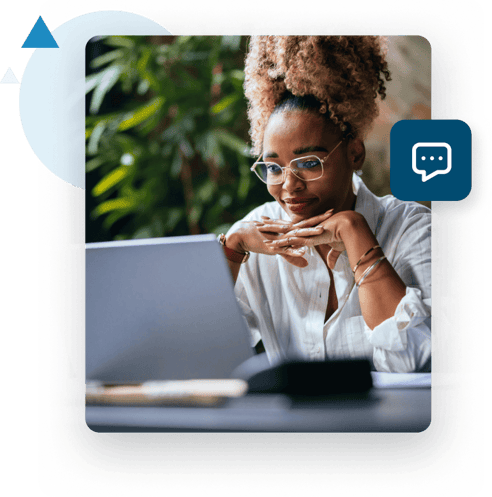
left=298, top=160, right=319, bottom=169
left=267, top=164, right=282, bottom=174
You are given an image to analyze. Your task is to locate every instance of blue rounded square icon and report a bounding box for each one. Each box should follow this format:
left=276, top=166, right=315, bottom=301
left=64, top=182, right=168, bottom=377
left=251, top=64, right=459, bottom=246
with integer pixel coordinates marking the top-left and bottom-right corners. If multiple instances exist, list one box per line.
left=390, top=120, right=472, bottom=201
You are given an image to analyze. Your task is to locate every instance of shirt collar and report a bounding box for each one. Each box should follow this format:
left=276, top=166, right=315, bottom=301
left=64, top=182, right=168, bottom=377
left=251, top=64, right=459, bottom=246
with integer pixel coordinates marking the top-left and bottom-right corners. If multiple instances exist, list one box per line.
left=353, top=174, right=383, bottom=236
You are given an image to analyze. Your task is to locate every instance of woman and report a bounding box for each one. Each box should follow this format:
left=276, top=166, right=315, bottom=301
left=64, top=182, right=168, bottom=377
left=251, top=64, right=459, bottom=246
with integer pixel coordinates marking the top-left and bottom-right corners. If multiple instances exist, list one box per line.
left=220, top=36, right=431, bottom=373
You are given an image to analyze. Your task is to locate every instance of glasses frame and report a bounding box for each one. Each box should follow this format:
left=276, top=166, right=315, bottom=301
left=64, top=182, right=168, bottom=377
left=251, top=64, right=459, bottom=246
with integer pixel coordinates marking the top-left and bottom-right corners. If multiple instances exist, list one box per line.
left=250, top=140, right=343, bottom=185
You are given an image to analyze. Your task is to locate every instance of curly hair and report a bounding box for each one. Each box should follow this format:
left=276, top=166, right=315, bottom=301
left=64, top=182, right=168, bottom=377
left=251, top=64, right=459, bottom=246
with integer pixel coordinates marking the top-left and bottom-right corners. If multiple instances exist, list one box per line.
left=244, top=36, right=391, bottom=154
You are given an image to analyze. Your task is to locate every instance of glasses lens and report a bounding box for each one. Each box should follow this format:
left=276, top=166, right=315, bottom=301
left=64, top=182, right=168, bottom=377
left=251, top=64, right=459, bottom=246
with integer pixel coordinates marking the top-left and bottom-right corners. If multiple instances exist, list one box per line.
left=256, top=162, right=284, bottom=184
left=291, top=156, right=323, bottom=180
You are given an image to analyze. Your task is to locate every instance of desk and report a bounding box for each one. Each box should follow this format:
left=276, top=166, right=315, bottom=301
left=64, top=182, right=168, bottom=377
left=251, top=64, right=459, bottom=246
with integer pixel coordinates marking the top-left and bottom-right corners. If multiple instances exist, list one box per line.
left=86, top=374, right=431, bottom=432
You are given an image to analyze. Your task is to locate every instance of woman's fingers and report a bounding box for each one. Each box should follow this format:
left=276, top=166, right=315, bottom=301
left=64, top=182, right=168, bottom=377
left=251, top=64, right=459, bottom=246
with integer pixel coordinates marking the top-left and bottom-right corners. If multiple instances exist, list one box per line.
left=264, top=237, right=312, bottom=249
left=260, top=216, right=291, bottom=225
left=256, top=224, right=293, bottom=234
left=264, top=238, right=306, bottom=250
left=257, top=225, right=324, bottom=237
left=327, top=248, right=343, bottom=270
left=279, top=253, right=309, bottom=268
left=291, top=209, right=334, bottom=229
left=286, top=226, right=324, bottom=237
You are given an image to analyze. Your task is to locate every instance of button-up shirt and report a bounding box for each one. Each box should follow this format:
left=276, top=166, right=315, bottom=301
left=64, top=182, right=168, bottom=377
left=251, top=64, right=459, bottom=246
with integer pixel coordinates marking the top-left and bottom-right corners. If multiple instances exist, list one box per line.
left=228, top=175, right=431, bottom=373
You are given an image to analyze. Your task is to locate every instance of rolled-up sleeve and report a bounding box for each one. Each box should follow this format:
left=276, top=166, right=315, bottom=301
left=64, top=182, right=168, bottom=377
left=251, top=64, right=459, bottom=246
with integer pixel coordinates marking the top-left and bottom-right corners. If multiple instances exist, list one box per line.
left=364, top=207, right=432, bottom=372
left=364, top=287, right=431, bottom=372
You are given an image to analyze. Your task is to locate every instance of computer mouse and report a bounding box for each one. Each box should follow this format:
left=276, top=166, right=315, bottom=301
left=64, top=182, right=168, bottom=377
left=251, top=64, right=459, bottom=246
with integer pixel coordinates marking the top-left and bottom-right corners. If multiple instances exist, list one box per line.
left=233, top=355, right=373, bottom=395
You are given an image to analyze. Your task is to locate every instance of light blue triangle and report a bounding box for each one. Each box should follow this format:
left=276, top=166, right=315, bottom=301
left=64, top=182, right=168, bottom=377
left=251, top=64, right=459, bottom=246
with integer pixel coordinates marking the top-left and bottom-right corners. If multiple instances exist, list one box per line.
left=0, top=67, right=19, bottom=85
left=22, top=16, right=58, bottom=48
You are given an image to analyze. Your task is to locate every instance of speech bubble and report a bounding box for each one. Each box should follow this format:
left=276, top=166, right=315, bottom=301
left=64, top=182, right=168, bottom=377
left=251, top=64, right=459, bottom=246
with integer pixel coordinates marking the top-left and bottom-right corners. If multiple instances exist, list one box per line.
left=412, top=142, right=452, bottom=182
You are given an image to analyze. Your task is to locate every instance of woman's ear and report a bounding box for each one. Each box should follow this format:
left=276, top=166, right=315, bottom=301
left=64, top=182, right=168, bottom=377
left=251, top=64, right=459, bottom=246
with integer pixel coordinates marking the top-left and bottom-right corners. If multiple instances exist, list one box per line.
left=347, top=138, right=365, bottom=171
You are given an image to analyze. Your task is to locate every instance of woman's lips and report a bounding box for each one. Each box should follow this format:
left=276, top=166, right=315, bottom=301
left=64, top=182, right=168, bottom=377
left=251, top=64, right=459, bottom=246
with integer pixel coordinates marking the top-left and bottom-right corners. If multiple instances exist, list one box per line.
left=283, top=198, right=316, bottom=212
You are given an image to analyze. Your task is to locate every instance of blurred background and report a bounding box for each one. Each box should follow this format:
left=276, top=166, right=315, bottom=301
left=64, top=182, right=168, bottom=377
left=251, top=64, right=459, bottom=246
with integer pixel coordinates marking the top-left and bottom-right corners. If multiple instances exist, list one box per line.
left=85, top=36, right=431, bottom=243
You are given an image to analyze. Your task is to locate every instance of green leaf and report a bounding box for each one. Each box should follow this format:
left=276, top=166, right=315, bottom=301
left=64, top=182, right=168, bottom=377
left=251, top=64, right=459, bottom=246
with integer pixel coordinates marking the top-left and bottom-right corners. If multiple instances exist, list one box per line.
left=93, top=197, right=137, bottom=217
left=213, top=129, right=249, bottom=156
left=164, top=208, right=184, bottom=232
left=230, top=70, right=245, bottom=81
left=89, top=65, right=123, bottom=114
left=103, top=209, right=132, bottom=229
left=118, top=96, right=165, bottom=131
left=104, top=36, right=135, bottom=48
left=85, top=73, right=101, bottom=94
left=221, top=36, right=241, bottom=51
left=92, top=166, right=131, bottom=196
left=132, top=226, right=153, bottom=239
left=237, top=173, right=251, bottom=200
left=87, top=120, right=107, bottom=155
left=90, top=49, right=124, bottom=69
left=219, top=193, right=232, bottom=208
left=211, top=94, right=239, bottom=114
left=86, top=156, right=106, bottom=172
left=179, top=137, right=194, bottom=159
left=170, top=153, right=182, bottom=178
left=197, top=181, right=216, bottom=203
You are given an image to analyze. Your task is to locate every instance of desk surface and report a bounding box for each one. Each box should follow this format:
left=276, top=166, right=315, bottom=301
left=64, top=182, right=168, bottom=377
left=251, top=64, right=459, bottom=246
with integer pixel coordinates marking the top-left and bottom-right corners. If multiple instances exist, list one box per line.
left=86, top=385, right=431, bottom=433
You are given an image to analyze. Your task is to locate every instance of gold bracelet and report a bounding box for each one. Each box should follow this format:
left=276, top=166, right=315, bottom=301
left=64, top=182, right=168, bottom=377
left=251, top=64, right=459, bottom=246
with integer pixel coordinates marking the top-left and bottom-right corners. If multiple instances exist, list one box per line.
left=352, top=245, right=381, bottom=274
left=356, top=256, right=386, bottom=287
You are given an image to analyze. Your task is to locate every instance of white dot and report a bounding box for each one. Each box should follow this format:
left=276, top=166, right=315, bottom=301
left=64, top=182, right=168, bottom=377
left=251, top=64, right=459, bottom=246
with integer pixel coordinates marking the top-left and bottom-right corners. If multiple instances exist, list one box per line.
left=430, top=156, right=434, bottom=161
left=439, top=156, right=443, bottom=160
left=120, top=153, right=135, bottom=166
left=421, top=156, right=426, bottom=160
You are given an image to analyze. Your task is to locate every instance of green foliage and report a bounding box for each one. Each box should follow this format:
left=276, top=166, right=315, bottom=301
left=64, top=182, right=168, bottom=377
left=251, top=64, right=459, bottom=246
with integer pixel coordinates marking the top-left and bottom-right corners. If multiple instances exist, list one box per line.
left=86, top=35, right=271, bottom=242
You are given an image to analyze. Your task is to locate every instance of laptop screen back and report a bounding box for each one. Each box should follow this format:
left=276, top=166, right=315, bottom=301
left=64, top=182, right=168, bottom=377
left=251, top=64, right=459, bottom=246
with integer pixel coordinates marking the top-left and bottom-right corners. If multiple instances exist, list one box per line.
left=86, top=235, right=254, bottom=383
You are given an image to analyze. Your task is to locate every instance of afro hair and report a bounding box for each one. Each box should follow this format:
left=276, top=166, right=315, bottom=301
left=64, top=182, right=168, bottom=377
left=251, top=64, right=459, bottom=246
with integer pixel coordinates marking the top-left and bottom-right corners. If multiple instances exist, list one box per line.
left=244, top=36, right=391, bottom=154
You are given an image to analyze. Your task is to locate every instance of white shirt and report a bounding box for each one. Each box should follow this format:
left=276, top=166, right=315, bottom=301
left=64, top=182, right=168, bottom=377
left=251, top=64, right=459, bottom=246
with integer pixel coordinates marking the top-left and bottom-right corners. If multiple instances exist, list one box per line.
left=228, top=175, right=431, bottom=373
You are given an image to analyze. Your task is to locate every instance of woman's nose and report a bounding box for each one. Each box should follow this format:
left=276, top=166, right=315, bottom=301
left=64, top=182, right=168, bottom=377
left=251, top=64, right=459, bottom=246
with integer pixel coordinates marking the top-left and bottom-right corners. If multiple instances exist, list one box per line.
left=282, top=167, right=305, bottom=191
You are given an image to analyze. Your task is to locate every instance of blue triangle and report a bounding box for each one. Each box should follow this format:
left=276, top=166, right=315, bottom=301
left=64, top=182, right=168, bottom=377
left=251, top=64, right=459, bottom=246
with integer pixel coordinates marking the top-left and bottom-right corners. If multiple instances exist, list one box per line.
left=22, top=16, right=58, bottom=48
left=0, top=68, right=19, bottom=84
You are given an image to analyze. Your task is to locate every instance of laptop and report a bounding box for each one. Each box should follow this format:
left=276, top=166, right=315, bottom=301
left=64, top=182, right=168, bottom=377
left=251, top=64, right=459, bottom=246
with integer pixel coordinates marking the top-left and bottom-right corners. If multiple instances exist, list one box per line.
left=86, top=234, right=255, bottom=384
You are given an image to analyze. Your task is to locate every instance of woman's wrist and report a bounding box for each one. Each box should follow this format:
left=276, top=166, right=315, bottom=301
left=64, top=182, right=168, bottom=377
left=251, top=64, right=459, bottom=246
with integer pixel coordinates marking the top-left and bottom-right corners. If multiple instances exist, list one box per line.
left=337, top=211, right=381, bottom=267
left=225, top=231, right=246, bottom=254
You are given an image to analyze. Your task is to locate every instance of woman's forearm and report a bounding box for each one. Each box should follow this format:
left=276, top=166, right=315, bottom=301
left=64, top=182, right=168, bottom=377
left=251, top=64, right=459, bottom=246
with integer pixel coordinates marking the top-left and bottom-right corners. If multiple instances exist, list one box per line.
left=223, top=231, right=245, bottom=284
left=339, top=213, right=406, bottom=329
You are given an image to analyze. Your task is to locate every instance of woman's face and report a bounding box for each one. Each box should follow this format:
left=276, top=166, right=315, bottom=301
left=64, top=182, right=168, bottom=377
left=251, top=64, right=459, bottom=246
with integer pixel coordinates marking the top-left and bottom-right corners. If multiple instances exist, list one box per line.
left=262, top=110, right=361, bottom=223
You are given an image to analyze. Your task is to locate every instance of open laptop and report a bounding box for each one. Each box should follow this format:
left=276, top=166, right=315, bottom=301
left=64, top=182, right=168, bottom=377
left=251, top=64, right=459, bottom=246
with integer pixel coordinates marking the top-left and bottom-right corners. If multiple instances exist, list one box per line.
left=86, top=234, right=255, bottom=384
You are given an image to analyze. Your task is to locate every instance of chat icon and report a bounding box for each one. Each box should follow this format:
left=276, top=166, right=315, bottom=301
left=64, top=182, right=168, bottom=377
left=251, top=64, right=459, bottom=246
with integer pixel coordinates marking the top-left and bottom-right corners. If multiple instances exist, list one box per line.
left=412, top=142, right=451, bottom=182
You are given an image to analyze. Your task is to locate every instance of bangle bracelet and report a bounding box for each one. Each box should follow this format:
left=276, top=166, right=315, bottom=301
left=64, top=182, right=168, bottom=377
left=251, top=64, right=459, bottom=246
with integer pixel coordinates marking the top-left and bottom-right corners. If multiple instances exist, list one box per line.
left=352, top=245, right=380, bottom=274
left=356, top=256, right=386, bottom=287
left=218, top=233, right=250, bottom=264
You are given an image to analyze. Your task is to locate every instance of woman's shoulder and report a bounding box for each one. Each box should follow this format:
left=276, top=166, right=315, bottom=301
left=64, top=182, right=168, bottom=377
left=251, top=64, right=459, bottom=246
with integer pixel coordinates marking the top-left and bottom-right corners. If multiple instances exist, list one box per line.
left=379, top=193, right=430, bottom=220
left=356, top=175, right=430, bottom=218
left=374, top=194, right=431, bottom=244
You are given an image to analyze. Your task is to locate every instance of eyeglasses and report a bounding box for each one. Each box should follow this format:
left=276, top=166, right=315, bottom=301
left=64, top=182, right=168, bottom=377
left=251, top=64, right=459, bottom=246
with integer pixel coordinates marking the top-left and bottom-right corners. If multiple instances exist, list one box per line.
left=251, top=140, right=343, bottom=185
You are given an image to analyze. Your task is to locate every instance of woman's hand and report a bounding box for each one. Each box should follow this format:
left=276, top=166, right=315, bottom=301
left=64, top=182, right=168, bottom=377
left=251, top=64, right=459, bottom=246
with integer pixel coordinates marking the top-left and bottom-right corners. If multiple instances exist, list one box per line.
left=256, top=210, right=364, bottom=269
left=226, top=221, right=310, bottom=268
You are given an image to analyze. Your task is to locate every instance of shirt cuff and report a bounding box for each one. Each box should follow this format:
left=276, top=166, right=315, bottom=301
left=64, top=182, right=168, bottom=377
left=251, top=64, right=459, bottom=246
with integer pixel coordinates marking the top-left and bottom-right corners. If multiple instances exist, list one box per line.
left=363, top=287, right=431, bottom=352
